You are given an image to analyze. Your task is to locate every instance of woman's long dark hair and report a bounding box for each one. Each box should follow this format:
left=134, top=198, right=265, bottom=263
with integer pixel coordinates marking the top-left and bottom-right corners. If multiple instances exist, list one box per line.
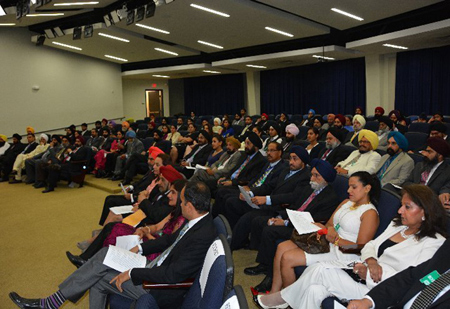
left=350, top=171, right=381, bottom=207
left=170, top=179, right=188, bottom=219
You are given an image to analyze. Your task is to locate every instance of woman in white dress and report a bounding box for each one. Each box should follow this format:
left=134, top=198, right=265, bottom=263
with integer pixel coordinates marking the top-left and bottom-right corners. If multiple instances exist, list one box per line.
left=265, top=172, right=381, bottom=298
left=256, top=184, right=447, bottom=309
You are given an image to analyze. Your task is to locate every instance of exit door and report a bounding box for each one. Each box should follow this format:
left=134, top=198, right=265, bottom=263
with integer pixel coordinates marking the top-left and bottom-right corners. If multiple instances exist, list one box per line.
left=146, top=89, right=164, bottom=117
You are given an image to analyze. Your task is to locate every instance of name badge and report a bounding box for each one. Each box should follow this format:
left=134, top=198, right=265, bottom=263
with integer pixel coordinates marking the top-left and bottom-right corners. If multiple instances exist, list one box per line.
left=420, top=270, right=440, bottom=286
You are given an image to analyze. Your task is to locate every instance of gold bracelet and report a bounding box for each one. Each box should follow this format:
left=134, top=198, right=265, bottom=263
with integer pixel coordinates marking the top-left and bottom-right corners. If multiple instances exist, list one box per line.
left=334, top=236, right=340, bottom=247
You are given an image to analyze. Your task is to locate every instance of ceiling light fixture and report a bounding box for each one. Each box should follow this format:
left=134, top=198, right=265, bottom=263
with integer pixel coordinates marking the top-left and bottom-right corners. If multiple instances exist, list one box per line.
left=0, top=23, right=16, bottom=26
left=98, top=32, right=130, bottom=42
left=190, top=4, right=229, bottom=17
left=54, top=2, right=99, bottom=6
left=52, top=41, right=82, bottom=51
left=331, top=8, right=363, bottom=21
left=136, top=24, right=170, bottom=34
left=312, top=55, right=335, bottom=60
left=382, top=43, right=408, bottom=50
left=265, top=26, right=293, bottom=37
left=198, top=40, right=223, bottom=49
left=246, top=64, right=267, bottom=69
left=203, top=70, right=221, bottom=74
left=105, top=55, right=128, bottom=62
left=27, top=13, right=65, bottom=17
left=154, top=48, right=178, bottom=56
left=152, top=74, right=170, bottom=78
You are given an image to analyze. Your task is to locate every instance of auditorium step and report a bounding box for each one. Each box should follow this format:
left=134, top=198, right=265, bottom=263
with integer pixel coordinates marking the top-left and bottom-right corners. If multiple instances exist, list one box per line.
left=83, top=174, right=126, bottom=194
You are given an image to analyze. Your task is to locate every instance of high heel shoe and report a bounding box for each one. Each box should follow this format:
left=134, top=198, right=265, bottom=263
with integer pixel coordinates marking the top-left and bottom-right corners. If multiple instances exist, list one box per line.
left=252, top=294, right=289, bottom=309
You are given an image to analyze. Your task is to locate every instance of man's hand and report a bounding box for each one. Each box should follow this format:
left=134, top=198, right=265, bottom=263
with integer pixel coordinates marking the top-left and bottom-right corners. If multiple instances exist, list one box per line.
left=217, top=177, right=226, bottom=185
left=267, top=218, right=284, bottom=226
left=120, top=154, right=126, bottom=160
left=221, top=180, right=232, bottom=186
left=335, top=166, right=348, bottom=175
left=251, top=196, right=266, bottom=205
left=206, top=168, right=215, bottom=176
left=134, top=228, right=145, bottom=239
left=124, top=193, right=131, bottom=200
left=129, top=246, right=139, bottom=253
left=439, top=193, right=450, bottom=208
left=353, top=263, right=368, bottom=280
left=242, top=186, right=250, bottom=191
left=347, top=299, right=373, bottom=309
left=180, top=161, right=188, bottom=167
left=239, top=193, right=245, bottom=201
left=109, top=271, right=131, bottom=293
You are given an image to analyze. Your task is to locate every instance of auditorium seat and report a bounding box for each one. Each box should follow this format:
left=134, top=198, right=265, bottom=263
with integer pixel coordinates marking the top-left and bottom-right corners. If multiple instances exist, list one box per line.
left=408, top=153, right=424, bottom=164
left=138, top=123, right=148, bottom=131
left=219, top=285, right=249, bottom=309
left=405, top=132, right=428, bottom=151
left=375, top=188, right=402, bottom=237
left=364, top=121, right=379, bottom=132
left=408, top=122, right=430, bottom=133
left=232, top=125, right=244, bottom=137
left=142, top=137, right=154, bottom=150
left=214, top=215, right=232, bottom=246
left=297, top=126, right=310, bottom=140
left=331, top=174, right=349, bottom=203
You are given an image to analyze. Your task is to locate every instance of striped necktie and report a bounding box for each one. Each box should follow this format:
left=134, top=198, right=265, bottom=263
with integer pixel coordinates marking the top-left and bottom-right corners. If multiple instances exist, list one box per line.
left=297, top=192, right=317, bottom=212
left=321, top=149, right=331, bottom=160
left=147, top=223, right=189, bottom=268
left=254, top=165, right=274, bottom=187
left=420, top=170, right=430, bottom=185
left=232, top=156, right=250, bottom=180
left=410, top=272, right=450, bottom=309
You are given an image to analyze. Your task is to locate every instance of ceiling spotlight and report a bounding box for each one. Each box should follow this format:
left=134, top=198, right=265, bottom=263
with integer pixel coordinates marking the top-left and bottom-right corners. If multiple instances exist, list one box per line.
left=198, top=40, right=223, bottom=49
left=190, top=4, right=229, bottom=18
left=265, top=27, right=293, bottom=37
left=105, top=55, right=128, bottom=62
left=154, top=47, right=178, bottom=56
left=73, top=27, right=82, bottom=40
left=382, top=43, right=408, bottom=50
left=331, top=8, right=363, bottom=21
left=135, top=6, right=145, bottom=22
left=146, top=2, right=156, bottom=18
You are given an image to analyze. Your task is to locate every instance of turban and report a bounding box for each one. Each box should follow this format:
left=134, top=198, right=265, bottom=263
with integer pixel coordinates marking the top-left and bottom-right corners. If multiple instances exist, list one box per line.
left=13, top=133, right=22, bottom=141
left=375, top=107, right=385, bottom=115
left=430, top=122, right=447, bottom=133
left=26, top=126, right=35, bottom=134
left=122, top=121, right=130, bottom=129
left=310, top=158, right=336, bottom=183
left=388, top=131, right=408, bottom=151
left=389, top=110, right=401, bottom=119
left=153, top=130, right=163, bottom=138
left=126, top=118, right=135, bottom=124
left=160, top=165, right=183, bottom=183
left=290, top=146, right=310, bottom=165
left=109, top=120, right=116, bottom=126
left=261, top=113, right=269, bottom=120
left=313, top=116, right=324, bottom=126
left=149, top=122, right=156, bottom=128
left=102, top=118, right=108, bottom=123
left=335, top=114, right=346, bottom=125
left=379, top=116, right=393, bottom=129
left=246, top=132, right=262, bottom=149
left=327, top=113, right=336, bottom=119
left=285, top=123, right=299, bottom=136
left=308, top=109, right=316, bottom=115
left=328, top=127, right=345, bottom=143
left=0, top=134, right=7, bottom=142
left=125, top=130, right=136, bottom=139
left=353, top=115, right=366, bottom=128
left=214, top=117, right=222, bottom=126
left=268, top=123, right=281, bottom=136
left=428, top=137, right=450, bottom=157
left=52, top=135, right=61, bottom=143
left=358, top=129, right=378, bottom=150
left=148, top=146, right=164, bottom=159
left=75, top=136, right=85, bottom=145
left=199, top=130, right=212, bottom=143
left=226, top=136, right=241, bottom=149
left=39, top=134, right=49, bottom=142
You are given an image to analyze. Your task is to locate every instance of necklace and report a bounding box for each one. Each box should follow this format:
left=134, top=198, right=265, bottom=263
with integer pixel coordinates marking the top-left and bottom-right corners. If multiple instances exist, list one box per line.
left=400, top=226, right=415, bottom=239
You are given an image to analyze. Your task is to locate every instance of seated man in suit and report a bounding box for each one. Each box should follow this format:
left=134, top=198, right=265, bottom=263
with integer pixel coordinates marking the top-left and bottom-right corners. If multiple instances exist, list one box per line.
left=429, top=122, right=449, bottom=144
left=33, top=135, right=67, bottom=189
left=190, top=136, right=242, bottom=184
left=261, top=122, right=284, bottom=156
left=317, top=127, right=351, bottom=167
left=80, top=123, right=91, bottom=138
left=344, top=115, right=366, bottom=148
left=238, top=116, right=254, bottom=142
left=111, top=131, right=145, bottom=181
left=375, top=131, right=414, bottom=187
left=0, top=133, right=26, bottom=182
left=336, top=129, right=381, bottom=176
left=282, top=124, right=300, bottom=158
left=175, top=117, right=187, bottom=131
left=402, top=137, right=450, bottom=206
left=231, top=145, right=311, bottom=251
left=244, top=159, right=340, bottom=292
left=85, top=128, right=105, bottom=153
left=9, top=180, right=216, bottom=309
left=213, top=141, right=286, bottom=228
left=348, top=238, right=450, bottom=309
left=179, top=130, right=213, bottom=178
left=212, top=132, right=267, bottom=196
left=376, top=116, right=393, bottom=151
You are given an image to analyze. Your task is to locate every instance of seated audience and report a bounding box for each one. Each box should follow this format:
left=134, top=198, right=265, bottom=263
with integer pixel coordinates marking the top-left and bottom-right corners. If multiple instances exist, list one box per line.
left=345, top=115, right=366, bottom=147
left=282, top=124, right=299, bottom=157
left=0, top=133, right=26, bottom=181
left=355, top=106, right=364, bottom=116
left=376, top=116, right=393, bottom=151
left=179, top=130, right=213, bottom=178
left=175, top=117, right=187, bottom=131
left=232, top=113, right=244, bottom=126
left=321, top=113, right=335, bottom=131
left=205, top=134, right=224, bottom=166
left=212, top=117, right=222, bottom=134
left=277, top=112, right=290, bottom=135
left=306, top=127, right=322, bottom=159
left=375, top=132, right=414, bottom=187
left=80, top=123, right=90, bottom=137
left=389, top=110, right=407, bottom=134
left=257, top=184, right=447, bottom=308
left=110, top=131, right=144, bottom=181
left=428, top=111, right=445, bottom=124
left=334, top=114, right=349, bottom=134
left=170, top=123, right=199, bottom=164
left=166, top=125, right=181, bottom=145
left=221, top=119, right=234, bottom=138
left=336, top=129, right=381, bottom=175
left=429, top=122, right=449, bottom=144
left=238, top=116, right=254, bottom=141
left=317, top=128, right=351, bottom=167
left=261, top=122, right=283, bottom=156
left=373, top=106, right=385, bottom=121
left=345, top=115, right=354, bottom=132
left=301, top=109, right=315, bottom=127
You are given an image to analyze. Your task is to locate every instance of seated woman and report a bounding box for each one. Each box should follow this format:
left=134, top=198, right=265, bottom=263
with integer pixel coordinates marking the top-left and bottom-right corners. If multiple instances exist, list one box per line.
left=205, top=134, right=224, bottom=167
left=166, top=125, right=181, bottom=145
left=160, top=125, right=170, bottom=141
left=100, top=130, right=126, bottom=178
left=264, top=172, right=380, bottom=297
left=257, top=184, right=447, bottom=309
left=221, top=119, right=234, bottom=138
left=202, top=123, right=214, bottom=137
left=305, top=127, right=321, bottom=160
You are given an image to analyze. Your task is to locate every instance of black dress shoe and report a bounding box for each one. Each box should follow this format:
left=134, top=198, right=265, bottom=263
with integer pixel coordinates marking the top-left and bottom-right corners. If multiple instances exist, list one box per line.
left=254, top=275, right=273, bottom=293
left=111, top=175, right=123, bottom=181
left=244, top=263, right=268, bottom=276
left=42, top=187, right=54, bottom=193
left=66, top=251, right=86, bottom=268
left=33, top=182, right=46, bottom=189
left=9, top=179, right=22, bottom=184
left=121, top=179, right=131, bottom=186
left=9, top=292, right=42, bottom=308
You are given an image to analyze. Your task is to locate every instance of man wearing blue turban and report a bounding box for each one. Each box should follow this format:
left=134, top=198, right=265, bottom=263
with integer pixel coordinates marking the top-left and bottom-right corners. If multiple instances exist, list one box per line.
left=374, top=131, right=414, bottom=187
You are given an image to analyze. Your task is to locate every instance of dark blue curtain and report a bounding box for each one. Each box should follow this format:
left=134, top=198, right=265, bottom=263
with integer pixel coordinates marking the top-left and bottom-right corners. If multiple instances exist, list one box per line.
left=395, top=45, right=450, bottom=115
left=184, top=73, right=245, bottom=115
left=260, top=58, right=366, bottom=115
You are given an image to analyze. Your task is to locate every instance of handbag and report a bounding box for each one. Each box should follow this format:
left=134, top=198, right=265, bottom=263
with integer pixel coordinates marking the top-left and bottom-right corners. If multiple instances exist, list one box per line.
left=290, top=229, right=330, bottom=254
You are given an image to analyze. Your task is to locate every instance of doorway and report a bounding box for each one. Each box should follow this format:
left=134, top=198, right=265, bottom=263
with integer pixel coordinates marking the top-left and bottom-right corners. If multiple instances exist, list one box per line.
left=146, top=89, right=164, bottom=117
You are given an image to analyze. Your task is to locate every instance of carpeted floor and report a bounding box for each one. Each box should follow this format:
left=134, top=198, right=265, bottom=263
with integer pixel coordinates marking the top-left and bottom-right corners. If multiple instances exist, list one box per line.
left=0, top=179, right=263, bottom=308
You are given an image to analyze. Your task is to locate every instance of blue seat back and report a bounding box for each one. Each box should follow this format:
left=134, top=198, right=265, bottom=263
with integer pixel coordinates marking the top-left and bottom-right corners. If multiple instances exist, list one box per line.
left=365, top=121, right=379, bottom=132
left=375, top=188, right=401, bottom=237
left=142, top=137, right=154, bottom=150
left=220, top=285, right=249, bottom=309
left=409, top=153, right=424, bottom=164
left=297, top=126, right=309, bottom=140
left=331, top=174, right=349, bottom=203
left=214, top=215, right=232, bottom=246
left=408, top=122, right=430, bottom=134
left=405, top=132, right=428, bottom=151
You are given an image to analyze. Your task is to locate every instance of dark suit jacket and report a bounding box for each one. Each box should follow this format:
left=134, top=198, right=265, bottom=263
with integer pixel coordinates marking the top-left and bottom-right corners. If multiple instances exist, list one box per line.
left=252, top=166, right=310, bottom=207
left=22, top=141, right=38, bottom=154
left=249, top=160, right=287, bottom=193
left=183, top=143, right=213, bottom=167
left=139, top=191, right=172, bottom=225
left=279, top=184, right=340, bottom=223
left=368, top=238, right=450, bottom=309
left=4, top=142, right=26, bottom=157
left=132, top=171, right=156, bottom=198
left=402, top=161, right=450, bottom=195
left=132, top=214, right=216, bottom=285
left=227, top=151, right=267, bottom=186
left=317, top=144, right=352, bottom=167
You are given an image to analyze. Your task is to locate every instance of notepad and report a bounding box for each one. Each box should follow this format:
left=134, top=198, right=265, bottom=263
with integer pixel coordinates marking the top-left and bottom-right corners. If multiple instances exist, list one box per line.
left=103, top=245, right=146, bottom=272
left=110, top=205, right=134, bottom=215
left=122, top=209, right=146, bottom=227
left=238, top=186, right=259, bottom=209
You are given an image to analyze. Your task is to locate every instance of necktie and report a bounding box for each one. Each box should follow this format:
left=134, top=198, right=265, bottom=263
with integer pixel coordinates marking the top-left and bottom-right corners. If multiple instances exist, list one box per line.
left=350, top=132, right=359, bottom=142
left=254, top=165, right=274, bottom=187
left=321, top=149, right=331, bottom=160
left=147, top=223, right=189, bottom=268
left=410, top=272, right=450, bottom=309
left=232, top=156, right=250, bottom=180
left=297, top=192, right=317, bottom=212
left=342, top=153, right=361, bottom=168
left=420, top=170, right=430, bottom=185
left=377, top=156, right=395, bottom=180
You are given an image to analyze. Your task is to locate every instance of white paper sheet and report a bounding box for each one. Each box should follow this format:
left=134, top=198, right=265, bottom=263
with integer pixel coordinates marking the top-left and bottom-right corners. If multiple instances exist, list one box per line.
left=238, top=186, right=259, bottom=209
left=103, top=245, right=146, bottom=272
left=115, top=235, right=143, bottom=251
left=334, top=300, right=347, bottom=309
left=110, top=205, right=134, bottom=215
left=286, top=209, right=320, bottom=235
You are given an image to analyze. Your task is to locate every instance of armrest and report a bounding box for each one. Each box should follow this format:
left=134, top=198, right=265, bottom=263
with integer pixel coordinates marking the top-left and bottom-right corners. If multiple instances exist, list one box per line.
left=142, top=278, right=194, bottom=290
left=339, top=244, right=364, bottom=255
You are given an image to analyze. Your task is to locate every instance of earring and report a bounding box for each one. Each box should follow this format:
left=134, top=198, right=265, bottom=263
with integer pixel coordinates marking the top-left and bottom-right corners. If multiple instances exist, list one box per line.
left=422, top=216, right=425, bottom=221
